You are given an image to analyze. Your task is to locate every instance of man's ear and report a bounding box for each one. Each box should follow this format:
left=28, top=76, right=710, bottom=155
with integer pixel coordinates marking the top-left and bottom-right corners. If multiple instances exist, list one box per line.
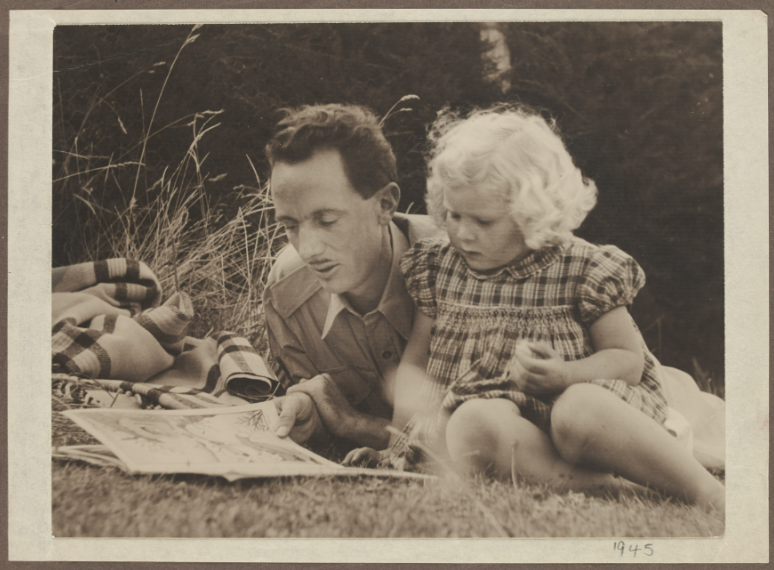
left=374, top=183, right=400, bottom=225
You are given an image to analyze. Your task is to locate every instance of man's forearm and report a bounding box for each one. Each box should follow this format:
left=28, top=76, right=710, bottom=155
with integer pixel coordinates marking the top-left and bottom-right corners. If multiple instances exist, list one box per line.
left=337, top=411, right=391, bottom=449
left=286, top=375, right=391, bottom=450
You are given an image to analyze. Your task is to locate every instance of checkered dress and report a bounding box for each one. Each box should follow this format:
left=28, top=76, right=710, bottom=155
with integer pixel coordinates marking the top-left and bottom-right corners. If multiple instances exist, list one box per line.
left=390, top=237, right=669, bottom=467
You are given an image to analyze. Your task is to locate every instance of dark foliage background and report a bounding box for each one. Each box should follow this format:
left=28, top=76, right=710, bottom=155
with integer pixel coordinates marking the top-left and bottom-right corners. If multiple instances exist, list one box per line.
left=53, top=22, right=723, bottom=389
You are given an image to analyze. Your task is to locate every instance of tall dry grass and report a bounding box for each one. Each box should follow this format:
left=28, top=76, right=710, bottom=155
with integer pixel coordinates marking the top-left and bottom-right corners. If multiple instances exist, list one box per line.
left=53, top=25, right=284, bottom=347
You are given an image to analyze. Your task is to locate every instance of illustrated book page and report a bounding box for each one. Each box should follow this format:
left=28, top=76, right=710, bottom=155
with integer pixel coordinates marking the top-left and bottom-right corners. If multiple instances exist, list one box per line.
left=59, top=401, right=427, bottom=480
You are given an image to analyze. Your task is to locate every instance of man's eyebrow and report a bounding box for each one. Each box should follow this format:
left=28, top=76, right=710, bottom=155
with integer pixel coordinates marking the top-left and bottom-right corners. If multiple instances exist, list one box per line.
left=276, top=208, right=346, bottom=222
left=313, top=208, right=346, bottom=217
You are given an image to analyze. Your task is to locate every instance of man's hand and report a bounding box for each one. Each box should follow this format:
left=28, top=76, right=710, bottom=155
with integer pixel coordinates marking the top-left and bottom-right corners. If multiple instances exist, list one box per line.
left=342, top=446, right=389, bottom=468
left=287, top=374, right=390, bottom=449
left=273, top=391, right=326, bottom=444
left=286, top=374, right=357, bottom=439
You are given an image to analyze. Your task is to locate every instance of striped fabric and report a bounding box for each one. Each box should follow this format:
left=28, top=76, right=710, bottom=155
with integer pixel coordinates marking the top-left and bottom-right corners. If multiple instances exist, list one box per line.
left=53, top=258, right=162, bottom=316
left=216, top=333, right=278, bottom=401
left=53, top=373, right=228, bottom=409
left=390, top=237, right=669, bottom=467
left=52, top=258, right=277, bottom=409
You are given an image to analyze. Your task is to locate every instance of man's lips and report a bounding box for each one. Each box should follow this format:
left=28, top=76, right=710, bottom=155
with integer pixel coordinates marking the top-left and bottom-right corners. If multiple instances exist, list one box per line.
left=309, top=262, right=339, bottom=274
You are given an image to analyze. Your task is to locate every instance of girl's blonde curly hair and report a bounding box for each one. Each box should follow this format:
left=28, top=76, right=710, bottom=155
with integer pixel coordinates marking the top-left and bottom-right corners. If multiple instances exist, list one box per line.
left=425, top=104, right=597, bottom=251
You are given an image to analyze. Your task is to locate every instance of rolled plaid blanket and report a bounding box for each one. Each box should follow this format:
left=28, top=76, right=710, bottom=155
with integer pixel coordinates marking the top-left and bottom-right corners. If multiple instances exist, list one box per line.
left=53, top=259, right=185, bottom=381
left=52, top=258, right=278, bottom=409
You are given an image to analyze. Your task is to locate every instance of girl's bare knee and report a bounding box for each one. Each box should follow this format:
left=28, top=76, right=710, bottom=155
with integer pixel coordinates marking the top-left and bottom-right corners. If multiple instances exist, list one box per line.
left=446, top=400, right=495, bottom=468
left=446, top=399, right=521, bottom=475
left=447, top=399, right=521, bottom=441
left=550, top=383, right=605, bottom=459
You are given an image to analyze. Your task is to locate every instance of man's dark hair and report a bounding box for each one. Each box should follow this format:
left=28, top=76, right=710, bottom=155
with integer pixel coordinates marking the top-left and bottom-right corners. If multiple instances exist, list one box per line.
left=265, top=104, right=398, bottom=199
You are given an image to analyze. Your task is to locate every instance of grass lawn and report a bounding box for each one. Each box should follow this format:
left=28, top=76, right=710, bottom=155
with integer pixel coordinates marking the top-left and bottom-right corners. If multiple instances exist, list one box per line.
left=52, top=401, right=724, bottom=538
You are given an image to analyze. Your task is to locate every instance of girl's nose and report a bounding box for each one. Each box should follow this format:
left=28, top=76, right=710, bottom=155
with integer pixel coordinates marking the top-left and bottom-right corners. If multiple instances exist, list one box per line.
left=456, top=220, right=476, bottom=243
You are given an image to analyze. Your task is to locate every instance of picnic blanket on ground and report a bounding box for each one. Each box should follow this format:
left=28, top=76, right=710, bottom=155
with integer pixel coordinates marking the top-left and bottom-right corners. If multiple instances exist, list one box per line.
left=659, top=363, right=725, bottom=471
left=52, top=258, right=278, bottom=409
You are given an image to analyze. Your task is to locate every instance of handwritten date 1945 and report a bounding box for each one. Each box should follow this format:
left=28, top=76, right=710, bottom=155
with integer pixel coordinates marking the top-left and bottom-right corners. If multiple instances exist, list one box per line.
left=613, top=541, right=653, bottom=558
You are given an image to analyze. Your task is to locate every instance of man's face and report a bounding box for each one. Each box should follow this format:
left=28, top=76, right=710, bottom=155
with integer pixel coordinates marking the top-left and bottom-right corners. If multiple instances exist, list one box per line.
left=271, top=148, right=390, bottom=303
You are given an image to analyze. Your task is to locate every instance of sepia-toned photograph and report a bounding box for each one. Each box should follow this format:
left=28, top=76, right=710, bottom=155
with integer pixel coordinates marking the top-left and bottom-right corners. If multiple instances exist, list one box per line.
left=7, top=7, right=769, bottom=564
left=50, top=18, right=726, bottom=534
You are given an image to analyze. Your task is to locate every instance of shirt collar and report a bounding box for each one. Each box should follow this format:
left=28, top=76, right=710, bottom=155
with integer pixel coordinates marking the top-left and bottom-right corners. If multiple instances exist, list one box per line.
left=464, top=243, right=563, bottom=281
left=321, top=221, right=413, bottom=341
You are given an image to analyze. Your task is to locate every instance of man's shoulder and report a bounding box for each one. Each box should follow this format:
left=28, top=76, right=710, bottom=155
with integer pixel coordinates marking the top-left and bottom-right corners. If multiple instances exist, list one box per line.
left=264, top=245, right=324, bottom=318
left=392, top=212, right=446, bottom=245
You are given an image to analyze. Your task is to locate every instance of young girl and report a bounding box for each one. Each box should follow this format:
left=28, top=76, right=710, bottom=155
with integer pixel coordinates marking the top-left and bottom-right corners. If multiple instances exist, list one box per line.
left=344, top=105, right=724, bottom=513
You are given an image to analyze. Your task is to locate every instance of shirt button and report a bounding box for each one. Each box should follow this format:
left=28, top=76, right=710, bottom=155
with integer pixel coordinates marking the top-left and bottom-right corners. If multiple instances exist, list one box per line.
left=382, top=351, right=392, bottom=359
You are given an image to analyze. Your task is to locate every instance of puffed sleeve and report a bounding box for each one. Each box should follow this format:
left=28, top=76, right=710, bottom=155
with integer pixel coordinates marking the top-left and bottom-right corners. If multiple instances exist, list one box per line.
left=576, top=245, right=645, bottom=326
left=399, top=238, right=446, bottom=319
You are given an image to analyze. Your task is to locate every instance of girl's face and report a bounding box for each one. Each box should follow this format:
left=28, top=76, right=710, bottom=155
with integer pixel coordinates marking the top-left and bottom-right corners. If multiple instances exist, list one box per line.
left=443, top=182, right=530, bottom=271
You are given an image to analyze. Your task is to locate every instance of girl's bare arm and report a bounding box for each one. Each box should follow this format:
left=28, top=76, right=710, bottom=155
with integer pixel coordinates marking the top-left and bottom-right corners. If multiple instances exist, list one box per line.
left=389, top=310, right=434, bottom=443
left=342, top=310, right=434, bottom=465
left=567, top=305, right=645, bottom=385
left=517, top=306, right=644, bottom=394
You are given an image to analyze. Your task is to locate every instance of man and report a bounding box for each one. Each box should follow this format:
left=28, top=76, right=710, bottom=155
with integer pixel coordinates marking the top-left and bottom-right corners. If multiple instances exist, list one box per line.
left=262, top=104, right=442, bottom=452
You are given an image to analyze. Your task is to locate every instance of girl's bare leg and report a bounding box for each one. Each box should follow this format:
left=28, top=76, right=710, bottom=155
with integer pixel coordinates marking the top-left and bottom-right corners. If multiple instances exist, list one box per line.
left=445, top=398, right=628, bottom=493
left=550, top=383, right=725, bottom=513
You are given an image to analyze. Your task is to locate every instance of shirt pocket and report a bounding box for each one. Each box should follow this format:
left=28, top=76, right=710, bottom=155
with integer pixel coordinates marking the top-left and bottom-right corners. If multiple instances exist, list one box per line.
left=318, top=365, right=373, bottom=406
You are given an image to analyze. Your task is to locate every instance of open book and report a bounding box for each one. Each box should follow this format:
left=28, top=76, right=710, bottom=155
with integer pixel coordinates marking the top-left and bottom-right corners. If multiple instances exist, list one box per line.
left=55, top=401, right=428, bottom=481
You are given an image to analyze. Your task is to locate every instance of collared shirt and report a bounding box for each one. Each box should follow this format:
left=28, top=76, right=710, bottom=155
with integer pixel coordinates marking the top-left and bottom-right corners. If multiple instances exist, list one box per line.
left=263, top=213, right=444, bottom=420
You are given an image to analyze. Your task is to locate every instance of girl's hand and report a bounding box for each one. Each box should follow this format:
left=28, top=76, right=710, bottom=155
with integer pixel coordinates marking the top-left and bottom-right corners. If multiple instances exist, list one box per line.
left=513, top=341, right=571, bottom=395
left=342, top=446, right=389, bottom=468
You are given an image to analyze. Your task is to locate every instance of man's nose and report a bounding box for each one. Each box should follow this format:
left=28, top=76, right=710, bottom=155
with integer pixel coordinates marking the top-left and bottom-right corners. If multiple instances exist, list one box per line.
left=295, top=226, right=325, bottom=260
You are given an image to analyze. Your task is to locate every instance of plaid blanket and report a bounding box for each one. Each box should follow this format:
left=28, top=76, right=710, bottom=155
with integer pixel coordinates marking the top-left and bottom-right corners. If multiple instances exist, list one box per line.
left=52, top=258, right=278, bottom=409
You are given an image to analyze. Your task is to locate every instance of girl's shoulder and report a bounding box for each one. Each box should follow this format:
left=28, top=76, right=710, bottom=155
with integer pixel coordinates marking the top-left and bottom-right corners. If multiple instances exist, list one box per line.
left=400, top=237, right=455, bottom=274
left=561, top=237, right=641, bottom=275
left=400, top=238, right=454, bottom=319
left=563, top=237, right=646, bottom=325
